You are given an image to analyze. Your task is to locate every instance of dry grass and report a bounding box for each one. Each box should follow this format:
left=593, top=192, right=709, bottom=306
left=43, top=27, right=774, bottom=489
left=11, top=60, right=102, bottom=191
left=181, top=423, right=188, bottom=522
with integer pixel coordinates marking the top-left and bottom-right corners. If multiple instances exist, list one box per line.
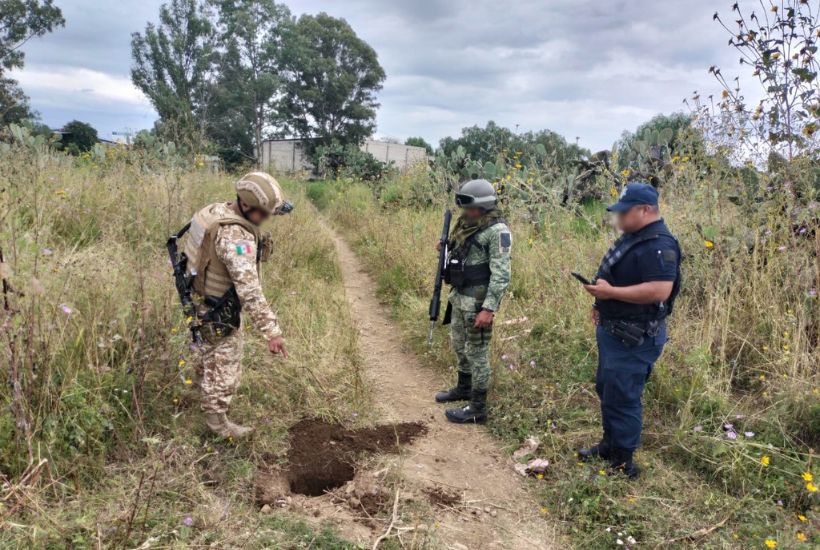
left=308, top=165, right=819, bottom=548
left=0, top=142, right=369, bottom=548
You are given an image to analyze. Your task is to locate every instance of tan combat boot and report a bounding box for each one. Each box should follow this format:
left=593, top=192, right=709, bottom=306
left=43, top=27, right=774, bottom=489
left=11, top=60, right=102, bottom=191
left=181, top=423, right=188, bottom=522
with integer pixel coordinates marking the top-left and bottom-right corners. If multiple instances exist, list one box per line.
left=205, top=412, right=254, bottom=439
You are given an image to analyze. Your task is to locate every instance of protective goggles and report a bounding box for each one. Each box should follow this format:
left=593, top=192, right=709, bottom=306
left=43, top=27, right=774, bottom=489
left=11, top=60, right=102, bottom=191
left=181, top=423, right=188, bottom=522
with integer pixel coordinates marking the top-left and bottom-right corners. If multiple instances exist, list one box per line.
left=454, top=193, right=476, bottom=207
left=274, top=201, right=295, bottom=216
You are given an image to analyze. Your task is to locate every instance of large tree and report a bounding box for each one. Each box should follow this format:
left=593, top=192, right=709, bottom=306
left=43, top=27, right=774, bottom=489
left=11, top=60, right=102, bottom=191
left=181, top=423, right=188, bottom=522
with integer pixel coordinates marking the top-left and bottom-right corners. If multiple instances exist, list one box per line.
left=277, top=12, right=385, bottom=146
left=0, top=0, right=64, bottom=125
left=208, top=0, right=291, bottom=162
left=130, top=0, right=218, bottom=148
left=60, top=119, right=98, bottom=154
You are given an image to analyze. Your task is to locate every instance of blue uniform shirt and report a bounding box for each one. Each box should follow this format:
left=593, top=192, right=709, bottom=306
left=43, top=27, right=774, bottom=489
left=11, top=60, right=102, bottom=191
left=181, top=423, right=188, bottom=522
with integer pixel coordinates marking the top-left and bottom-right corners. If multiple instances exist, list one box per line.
left=596, top=220, right=680, bottom=321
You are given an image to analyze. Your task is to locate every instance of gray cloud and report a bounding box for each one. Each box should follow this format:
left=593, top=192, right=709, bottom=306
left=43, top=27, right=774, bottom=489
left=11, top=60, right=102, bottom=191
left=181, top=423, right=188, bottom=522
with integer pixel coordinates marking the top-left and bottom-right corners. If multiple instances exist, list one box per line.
left=12, top=0, right=759, bottom=150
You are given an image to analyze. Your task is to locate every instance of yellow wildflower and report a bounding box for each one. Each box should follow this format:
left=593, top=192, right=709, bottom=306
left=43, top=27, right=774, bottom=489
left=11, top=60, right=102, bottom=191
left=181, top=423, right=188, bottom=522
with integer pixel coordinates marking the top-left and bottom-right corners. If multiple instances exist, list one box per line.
left=796, top=532, right=807, bottom=542
left=539, top=507, right=549, bottom=515
left=797, top=514, right=807, bottom=522
left=806, top=482, right=818, bottom=493
left=764, top=538, right=777, bottom=549
left=184, top=378, right=193, bottom=386
left=802, top=472, right=813, bottom=482
left=761, top=455, right=770, bottom=466
left=170, top=327, right=179, bottom=334
left=598, top=469, right=606, bottom=476
left=178, top=359, right=186, bottom=367
left=704, top=239, right=715, bottom=249
left=536, top=473, right=544, bottom=480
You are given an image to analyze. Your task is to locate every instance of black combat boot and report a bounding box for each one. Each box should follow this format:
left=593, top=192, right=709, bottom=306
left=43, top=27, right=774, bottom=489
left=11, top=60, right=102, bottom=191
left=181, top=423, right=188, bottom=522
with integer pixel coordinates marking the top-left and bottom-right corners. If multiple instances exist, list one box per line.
left=578, top=432, right=612, bottom=461
left=445, top=389, right=487, bottom=424
left=609, top=448, right=641, bottom=479
left=435, top=371, right=472, bottom=403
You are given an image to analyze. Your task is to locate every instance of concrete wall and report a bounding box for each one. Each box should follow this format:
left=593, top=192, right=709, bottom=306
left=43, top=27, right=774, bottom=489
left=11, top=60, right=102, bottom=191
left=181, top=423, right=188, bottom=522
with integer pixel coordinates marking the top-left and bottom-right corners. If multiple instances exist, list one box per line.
left=259, top=139, right=427, bottom=173
left=259, top=140, right=311, bottom=173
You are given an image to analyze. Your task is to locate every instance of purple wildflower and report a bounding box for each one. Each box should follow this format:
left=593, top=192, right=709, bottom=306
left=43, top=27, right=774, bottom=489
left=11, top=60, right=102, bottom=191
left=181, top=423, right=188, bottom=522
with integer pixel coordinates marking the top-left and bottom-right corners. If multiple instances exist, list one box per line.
left=529, top=360, right=537, bottom=368
left=744, top=431, right=755, bottom=438
left=809, top=288, right=817, bottom=298
left=726, top=431, right=738, bottom=440
left=777, top=246, right=787, bottom=252
left=183, top=516, right=193, bottom=527
left=723, top=423, right=734, bottom=430
left=60, top=304, right=72, bottom=315
left=501, top=353, right=509, bottom=361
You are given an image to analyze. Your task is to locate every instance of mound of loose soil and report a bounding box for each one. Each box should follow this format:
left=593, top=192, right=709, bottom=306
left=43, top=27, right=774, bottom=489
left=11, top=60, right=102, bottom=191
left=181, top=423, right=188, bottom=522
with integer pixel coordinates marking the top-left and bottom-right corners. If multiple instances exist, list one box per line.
left=285, top=418, right=426, bottom=496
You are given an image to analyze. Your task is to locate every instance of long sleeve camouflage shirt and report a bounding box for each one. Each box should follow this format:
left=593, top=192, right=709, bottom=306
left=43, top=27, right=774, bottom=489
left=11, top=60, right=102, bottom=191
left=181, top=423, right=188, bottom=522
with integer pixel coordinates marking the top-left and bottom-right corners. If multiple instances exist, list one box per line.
left=214, top=224, right=282, bottom=340
left=448, top=222, right=512, bottom=312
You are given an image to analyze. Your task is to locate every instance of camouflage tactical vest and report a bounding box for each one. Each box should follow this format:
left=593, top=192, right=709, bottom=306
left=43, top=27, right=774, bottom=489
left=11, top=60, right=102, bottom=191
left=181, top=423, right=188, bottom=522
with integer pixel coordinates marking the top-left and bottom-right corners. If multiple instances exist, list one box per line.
left=184, top=203, right=261, bottom=298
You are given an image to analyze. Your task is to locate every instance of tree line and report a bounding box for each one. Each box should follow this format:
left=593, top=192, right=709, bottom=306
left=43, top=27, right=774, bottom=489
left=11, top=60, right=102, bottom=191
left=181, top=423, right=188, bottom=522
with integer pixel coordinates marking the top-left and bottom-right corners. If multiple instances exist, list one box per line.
left=130, top=0, right=386, bottom=164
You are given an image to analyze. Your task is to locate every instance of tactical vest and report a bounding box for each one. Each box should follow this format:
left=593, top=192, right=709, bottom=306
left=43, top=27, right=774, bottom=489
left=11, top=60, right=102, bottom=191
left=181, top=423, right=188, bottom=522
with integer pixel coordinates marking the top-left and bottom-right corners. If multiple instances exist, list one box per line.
left=595, top=223, right=682, bottom=322
left=183, top=203, right=261, bottom=298
left=445, top=219, right=505, bottom=291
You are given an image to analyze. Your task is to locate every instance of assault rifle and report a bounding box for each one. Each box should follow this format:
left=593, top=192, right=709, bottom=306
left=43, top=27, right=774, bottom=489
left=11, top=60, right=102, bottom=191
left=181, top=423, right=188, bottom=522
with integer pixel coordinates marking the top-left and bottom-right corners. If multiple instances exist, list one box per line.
left=166, top=222, right=204, bottom=347
left=427, top=208, right=452, bottom=346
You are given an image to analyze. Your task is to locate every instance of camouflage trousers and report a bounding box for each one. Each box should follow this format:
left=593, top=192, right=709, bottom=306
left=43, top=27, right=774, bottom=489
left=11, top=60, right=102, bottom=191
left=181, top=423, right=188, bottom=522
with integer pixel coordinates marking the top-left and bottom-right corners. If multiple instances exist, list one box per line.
left=193, top=329, right=244, bottom=414
left=450, top=304, right=493, bottom=391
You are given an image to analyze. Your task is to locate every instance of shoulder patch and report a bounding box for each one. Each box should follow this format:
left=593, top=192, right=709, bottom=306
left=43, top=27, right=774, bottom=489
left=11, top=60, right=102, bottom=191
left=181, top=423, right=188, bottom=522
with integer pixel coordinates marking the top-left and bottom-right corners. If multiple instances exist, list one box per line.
left=499, top=232, right=512, bottom=254
left=234, top=240, right=254, bottom=256
left=661, top=249, right=677, bottom=262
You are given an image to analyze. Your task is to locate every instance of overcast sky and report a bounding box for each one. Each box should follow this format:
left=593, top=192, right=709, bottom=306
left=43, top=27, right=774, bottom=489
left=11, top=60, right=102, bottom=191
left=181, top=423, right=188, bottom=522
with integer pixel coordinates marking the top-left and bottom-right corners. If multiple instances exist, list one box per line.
left=10, top=0, right=760, bottom=151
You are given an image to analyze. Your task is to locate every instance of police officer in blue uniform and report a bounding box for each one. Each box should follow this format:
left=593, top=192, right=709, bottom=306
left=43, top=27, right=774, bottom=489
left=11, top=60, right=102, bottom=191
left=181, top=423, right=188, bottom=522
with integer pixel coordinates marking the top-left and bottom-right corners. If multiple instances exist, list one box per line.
left=579, top=182, right=681, bottom=479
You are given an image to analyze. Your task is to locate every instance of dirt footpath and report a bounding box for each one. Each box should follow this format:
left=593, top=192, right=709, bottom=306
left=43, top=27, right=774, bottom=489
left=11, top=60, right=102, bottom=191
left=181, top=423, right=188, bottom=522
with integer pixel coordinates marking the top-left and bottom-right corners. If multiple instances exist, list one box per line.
left=327, top=226, right=560, bottom=549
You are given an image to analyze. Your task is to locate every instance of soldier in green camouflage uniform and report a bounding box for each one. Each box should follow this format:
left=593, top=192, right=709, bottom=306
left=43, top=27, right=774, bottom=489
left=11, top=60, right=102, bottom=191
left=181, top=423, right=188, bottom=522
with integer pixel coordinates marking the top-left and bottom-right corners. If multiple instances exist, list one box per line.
left=435, top=179, right=512, bottom=424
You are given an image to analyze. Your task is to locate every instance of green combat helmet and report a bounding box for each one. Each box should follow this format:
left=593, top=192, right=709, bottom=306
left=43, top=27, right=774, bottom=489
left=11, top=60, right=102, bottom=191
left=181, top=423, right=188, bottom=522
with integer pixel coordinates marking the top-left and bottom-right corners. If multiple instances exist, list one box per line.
left=455, top=179, right=497, bottom=211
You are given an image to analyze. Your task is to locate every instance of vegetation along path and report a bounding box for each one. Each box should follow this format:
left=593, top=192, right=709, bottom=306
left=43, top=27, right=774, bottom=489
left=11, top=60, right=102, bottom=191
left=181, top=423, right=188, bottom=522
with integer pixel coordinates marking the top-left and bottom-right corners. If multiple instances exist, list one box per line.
left=324, top=221, right=560, bottom=549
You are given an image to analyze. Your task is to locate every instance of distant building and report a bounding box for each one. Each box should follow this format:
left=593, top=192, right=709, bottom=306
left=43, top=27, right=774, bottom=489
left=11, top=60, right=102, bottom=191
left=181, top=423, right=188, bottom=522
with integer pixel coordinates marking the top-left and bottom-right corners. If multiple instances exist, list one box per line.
left=258, top=138, right=428, bottom=173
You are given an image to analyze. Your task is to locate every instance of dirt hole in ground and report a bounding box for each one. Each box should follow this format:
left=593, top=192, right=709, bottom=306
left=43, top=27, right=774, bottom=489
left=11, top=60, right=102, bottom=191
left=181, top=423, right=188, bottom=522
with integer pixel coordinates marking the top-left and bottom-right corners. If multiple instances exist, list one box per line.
left=285, top=418, right=427, bottom=497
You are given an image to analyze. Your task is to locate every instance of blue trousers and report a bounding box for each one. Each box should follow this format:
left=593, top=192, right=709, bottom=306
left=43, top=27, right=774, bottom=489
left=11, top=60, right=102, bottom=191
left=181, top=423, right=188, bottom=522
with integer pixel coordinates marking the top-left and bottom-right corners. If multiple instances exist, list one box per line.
left=595, top=323, right=667, bottom=451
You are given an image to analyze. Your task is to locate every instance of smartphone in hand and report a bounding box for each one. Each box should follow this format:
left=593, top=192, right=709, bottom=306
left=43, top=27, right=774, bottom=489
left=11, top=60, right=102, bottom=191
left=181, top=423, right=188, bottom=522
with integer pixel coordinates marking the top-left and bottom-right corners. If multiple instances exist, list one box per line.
left=571, top=272, right=593, bottom=285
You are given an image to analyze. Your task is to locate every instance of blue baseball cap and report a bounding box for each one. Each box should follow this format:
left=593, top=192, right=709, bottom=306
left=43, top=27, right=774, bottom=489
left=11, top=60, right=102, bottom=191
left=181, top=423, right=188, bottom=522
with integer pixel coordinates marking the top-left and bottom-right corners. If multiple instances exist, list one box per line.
left=607, top=182, right=659, bottom=212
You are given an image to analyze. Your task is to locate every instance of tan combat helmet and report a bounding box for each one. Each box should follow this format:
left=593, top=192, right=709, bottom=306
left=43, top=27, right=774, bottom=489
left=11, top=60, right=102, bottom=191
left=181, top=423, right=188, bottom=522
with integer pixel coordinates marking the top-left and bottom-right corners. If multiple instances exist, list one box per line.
left=235, top=172, right=284, bottom=215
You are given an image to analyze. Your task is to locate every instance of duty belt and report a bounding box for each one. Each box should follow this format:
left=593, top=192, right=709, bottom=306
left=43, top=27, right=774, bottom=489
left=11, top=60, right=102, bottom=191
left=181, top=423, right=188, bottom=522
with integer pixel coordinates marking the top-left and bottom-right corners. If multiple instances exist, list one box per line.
left=600, top=318, right=664, bottom=347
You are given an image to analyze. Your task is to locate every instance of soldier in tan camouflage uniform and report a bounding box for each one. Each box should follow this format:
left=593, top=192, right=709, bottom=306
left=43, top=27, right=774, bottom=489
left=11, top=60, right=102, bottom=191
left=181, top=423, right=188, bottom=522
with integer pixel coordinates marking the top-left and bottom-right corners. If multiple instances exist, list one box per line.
left=183, top=172, right=289, bottom=438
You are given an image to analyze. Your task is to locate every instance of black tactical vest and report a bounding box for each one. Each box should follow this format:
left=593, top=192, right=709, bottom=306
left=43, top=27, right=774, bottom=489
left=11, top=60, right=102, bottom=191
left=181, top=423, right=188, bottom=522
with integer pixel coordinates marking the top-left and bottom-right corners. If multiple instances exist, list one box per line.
left=444, top=219, right=505, bottom=291
left=595, top=222, right=682, bottom=322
